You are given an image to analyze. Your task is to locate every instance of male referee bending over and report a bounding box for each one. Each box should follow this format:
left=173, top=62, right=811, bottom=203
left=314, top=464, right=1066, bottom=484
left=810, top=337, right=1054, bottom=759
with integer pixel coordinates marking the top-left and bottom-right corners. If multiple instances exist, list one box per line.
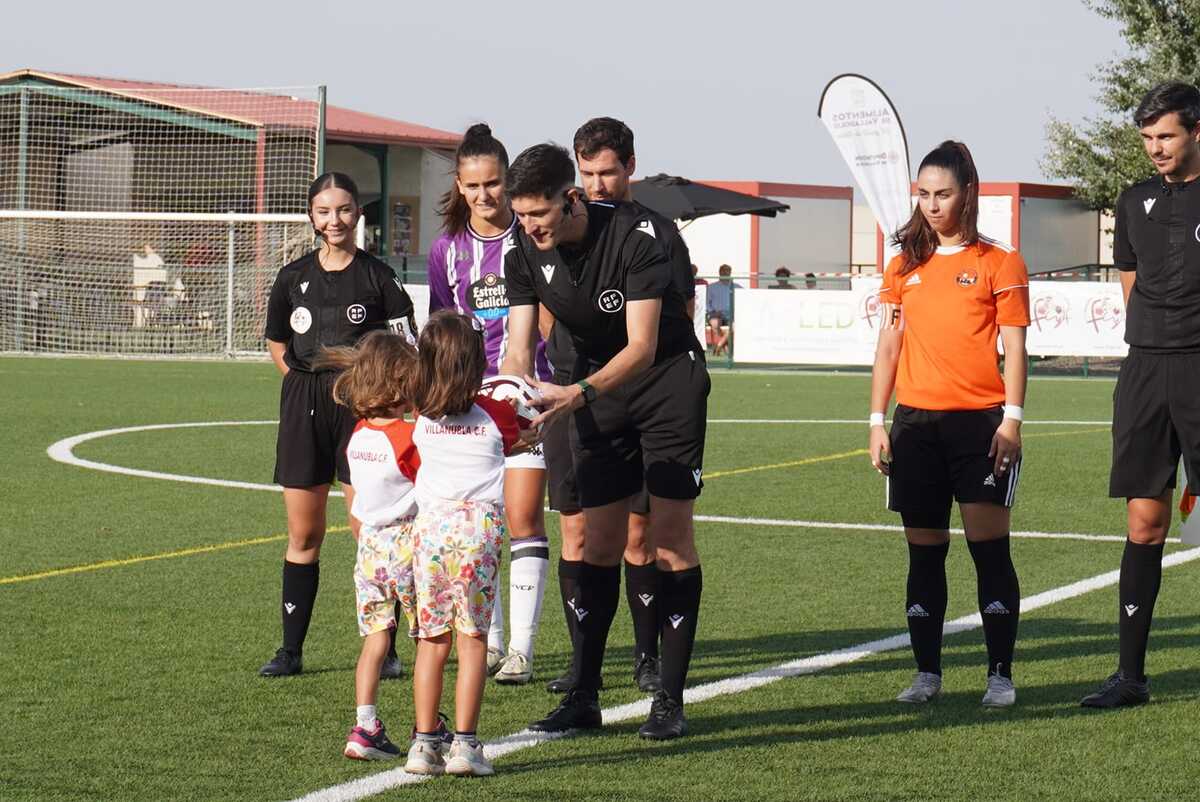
left=499, top=143, right=708, bottom=739
left=1082, top=81, right=1200, bottom=708
left=538, top=117, right=698, bottom=696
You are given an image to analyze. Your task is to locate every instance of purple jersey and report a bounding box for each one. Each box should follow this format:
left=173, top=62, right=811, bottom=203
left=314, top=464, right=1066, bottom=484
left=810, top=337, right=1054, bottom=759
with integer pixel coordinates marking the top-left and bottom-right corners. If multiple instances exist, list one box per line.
left=428, top=219, right=552, bottom=379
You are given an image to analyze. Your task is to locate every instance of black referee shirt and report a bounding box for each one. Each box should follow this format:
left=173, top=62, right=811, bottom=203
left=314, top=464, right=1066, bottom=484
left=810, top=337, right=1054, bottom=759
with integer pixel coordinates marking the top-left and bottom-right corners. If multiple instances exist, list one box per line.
left=1114, top=175, right=1200, bottom=351
left=543, top=201, right=696, bottom=373
left=264, top=249, right=416, bottom=372
left=506, top=201, right=699, bottom=367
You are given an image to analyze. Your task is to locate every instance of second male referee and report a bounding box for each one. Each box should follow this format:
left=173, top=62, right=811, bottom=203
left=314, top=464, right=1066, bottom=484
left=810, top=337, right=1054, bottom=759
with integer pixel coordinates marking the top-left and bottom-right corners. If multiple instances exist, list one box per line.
left=499, top=143, right=708, bottom=739
left=1082, top=81, right=1200, bottom=708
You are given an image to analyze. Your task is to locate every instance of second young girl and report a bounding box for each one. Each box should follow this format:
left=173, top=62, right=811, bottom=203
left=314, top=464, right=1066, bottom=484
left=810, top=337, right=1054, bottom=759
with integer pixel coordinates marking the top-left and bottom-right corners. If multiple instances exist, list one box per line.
left=427, top=123, right=554, bottom=686
left=402, top=310, right=535, bottom=777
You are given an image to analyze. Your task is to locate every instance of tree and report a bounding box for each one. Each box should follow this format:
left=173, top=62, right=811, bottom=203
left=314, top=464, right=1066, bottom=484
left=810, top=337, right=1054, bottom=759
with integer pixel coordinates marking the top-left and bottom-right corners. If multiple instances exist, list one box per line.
left=1043, top=0, right=1200, bottom=211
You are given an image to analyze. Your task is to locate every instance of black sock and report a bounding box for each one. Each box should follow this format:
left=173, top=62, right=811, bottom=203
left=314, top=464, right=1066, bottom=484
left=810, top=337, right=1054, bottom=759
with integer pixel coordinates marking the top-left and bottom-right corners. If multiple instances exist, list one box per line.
left=905, top=542, right=949, bottom=675
left=1118, top=539, right=1165, bottom=681
left=625, top=560, right=661, bottom=662
left=967, top=536, right=1021, bottom=679
left=281, top=560, right=319, bottom=655
left=571, top=562, right=621, bottom=693
left=558, top=558, right=583, bottom=654
left=387, top=601, right=401, bottom=659
left=658, top=565, right=703, bottom=704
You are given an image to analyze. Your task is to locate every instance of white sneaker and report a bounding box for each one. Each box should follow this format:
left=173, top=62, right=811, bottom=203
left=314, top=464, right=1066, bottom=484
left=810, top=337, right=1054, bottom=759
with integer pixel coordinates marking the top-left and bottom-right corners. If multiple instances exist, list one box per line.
left=445, top=739, right=494, bottom=776
left=896, top=672, right=943, bottom=703
left=486, top=647, right=505, bottom=676
left=982, top=674, right=1016, bottom=708
left=494, top=651, right=533, bottom=685
left=404, top=740, right=445, bottom=775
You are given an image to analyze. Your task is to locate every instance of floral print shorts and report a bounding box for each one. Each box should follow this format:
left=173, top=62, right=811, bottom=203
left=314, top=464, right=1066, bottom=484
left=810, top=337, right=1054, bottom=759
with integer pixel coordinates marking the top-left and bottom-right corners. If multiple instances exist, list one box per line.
left=353, top=517, right=416, bottom=637
left=407, top=500, right=505, bottom=639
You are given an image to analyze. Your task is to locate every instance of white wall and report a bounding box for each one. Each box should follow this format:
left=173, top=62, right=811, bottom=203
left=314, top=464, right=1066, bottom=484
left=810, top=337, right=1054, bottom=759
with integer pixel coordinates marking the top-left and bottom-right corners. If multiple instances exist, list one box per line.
left=1099, top=211, right=1115, bottom=265
left=852, top=204, right=878, bottom=269
left=420, top=149, right=454, bottom=255
left=1019, top=197, right=1099, bottom=273
left=977, top=194, right=1014, bottom=246
left=679, top=214, right=751, bottom=279
left=757, top=197, right=850, bottom=276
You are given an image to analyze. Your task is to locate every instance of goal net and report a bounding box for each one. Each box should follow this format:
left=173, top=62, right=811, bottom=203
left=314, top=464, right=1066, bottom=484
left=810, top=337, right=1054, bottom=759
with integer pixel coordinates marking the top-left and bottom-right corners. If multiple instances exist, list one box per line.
left=0, top=81, right=321, bottom=356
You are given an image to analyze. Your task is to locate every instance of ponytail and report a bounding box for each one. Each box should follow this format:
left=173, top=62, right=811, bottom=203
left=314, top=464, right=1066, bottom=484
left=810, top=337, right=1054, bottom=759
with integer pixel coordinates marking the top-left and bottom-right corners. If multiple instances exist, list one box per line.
left=891, top=140, right=980, bottom=274
left=438, top=123, right=511, bottom=237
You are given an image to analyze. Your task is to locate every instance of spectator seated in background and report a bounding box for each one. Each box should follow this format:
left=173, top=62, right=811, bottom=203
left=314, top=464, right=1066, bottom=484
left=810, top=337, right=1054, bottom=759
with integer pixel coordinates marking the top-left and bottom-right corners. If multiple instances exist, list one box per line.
left=706, top=263, right=739, bottom=356
left=771, top=266, right=797, bottom=289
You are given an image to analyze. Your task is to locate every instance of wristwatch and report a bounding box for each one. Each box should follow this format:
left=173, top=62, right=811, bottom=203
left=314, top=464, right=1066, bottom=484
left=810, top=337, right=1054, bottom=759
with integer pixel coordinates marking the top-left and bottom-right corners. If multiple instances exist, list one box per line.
left=575, top=379, right=597, bottom=405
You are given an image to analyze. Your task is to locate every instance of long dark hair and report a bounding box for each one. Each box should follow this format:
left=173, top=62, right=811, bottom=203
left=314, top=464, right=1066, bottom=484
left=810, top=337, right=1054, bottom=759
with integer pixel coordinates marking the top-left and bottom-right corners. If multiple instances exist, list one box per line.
left=891, top=140, right=980, bottom=274
left=316, top=330, right=417, bottom=419
left=410, top=310, right=487, bottom=419
left=438, top=124, right=510, bottom=237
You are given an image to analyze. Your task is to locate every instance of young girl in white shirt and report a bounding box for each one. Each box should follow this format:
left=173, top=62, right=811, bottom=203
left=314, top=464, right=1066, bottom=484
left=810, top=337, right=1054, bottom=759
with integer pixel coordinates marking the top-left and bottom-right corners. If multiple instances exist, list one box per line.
left=402, top=310, right=534, bottom=777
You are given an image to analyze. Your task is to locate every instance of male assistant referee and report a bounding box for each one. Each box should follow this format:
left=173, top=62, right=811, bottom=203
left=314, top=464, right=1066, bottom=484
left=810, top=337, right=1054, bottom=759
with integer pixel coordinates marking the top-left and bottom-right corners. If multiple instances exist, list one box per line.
left=1082, top=81, right=1200, bottom=708
left=498, top=143, right=708, bottom=739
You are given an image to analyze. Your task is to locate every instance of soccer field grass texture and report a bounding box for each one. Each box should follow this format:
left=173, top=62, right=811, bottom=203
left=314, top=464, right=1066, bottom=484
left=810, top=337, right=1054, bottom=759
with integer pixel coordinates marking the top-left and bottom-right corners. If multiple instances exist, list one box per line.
left=2, top=358, right=1196, bottom=801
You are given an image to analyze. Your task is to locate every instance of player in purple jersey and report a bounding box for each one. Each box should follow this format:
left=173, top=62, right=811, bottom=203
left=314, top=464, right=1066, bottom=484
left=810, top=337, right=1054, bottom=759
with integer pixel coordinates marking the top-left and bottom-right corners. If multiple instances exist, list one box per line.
left=427, top=124, right=551, bottom=686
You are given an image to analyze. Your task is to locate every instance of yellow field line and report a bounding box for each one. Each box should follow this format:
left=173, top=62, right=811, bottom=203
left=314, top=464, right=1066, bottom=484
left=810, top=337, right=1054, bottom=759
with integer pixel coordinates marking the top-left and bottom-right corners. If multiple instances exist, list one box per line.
left=705, top=448, right=869, bottom=479
left=703, top=425, right=1107, bottom=481
left=1024, top=426, right=1110, bottom=439
left=0, top=526, right=350, bottom=587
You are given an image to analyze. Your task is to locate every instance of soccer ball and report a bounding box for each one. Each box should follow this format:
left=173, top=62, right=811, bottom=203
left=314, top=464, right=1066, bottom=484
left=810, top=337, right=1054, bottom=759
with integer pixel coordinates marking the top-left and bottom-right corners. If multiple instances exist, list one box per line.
left=479, top=374, right=541, bottom=425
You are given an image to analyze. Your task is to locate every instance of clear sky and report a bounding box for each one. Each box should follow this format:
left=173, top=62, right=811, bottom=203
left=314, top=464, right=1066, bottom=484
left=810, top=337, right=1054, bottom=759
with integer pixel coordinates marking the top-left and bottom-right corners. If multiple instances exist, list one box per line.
left=4, top=0, right=1128, bottom=188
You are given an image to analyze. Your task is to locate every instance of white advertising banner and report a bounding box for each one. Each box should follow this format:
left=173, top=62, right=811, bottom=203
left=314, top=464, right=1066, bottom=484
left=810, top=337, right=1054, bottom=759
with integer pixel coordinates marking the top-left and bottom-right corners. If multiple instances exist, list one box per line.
left=818, top=74, right=911, bottom=257
left=1025, top=280, right=1127, bottom=357
left=732, top=286, right=884, bottom=366
left=733, top=280, right=1127, bottom=365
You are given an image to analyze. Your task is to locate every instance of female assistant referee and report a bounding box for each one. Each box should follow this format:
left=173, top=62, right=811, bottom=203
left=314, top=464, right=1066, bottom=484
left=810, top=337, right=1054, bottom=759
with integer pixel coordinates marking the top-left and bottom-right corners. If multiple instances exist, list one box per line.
left=259, top=172, right=417, bottom=678
left=868, top=141, right=1030, bottom=708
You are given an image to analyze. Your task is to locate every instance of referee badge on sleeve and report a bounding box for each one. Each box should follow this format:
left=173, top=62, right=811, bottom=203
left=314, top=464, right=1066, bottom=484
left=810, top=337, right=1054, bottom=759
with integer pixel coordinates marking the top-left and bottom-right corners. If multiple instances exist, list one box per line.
left=388, top=316, right=417, bottom=345
left=290, top=307, right=312, bottom=334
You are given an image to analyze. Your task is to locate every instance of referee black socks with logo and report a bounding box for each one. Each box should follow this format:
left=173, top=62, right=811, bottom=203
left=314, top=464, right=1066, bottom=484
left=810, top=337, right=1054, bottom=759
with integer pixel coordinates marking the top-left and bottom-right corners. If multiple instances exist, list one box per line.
left=1118, top=539, right=1164, bottom=682
left=625, top=560, right=661, bottom=662
left=281, top=560, right=319, bottom=655
left=658, top=565, right=702, bottom=704
left=967, top=536, right=1020, bottom=679
left=572, top=562, right=621, bottom=693
left=558, top=558, right=583, bottom=650
left=905, top=541, right=949, bottom=675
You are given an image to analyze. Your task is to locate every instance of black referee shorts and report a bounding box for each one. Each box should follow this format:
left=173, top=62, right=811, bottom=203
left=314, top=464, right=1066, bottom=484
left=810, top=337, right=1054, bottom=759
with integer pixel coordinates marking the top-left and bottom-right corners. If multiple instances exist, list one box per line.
left=1110, top=349, right=1200, bottom=498
left=274, top=370, right=355, bottom=488
left=887, top=404, right=1020, bottom=530
left=570, top=349, right=709, bottom=508
left=544, top=373, right=581, bottom=513
left=544, top=371, right=652, bottom=516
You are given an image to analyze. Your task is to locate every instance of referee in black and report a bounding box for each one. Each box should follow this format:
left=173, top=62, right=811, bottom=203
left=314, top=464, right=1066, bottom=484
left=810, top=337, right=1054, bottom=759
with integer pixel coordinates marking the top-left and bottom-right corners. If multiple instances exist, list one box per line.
left=259, top=172, right=417, bottom=678
left=541, top=117, right=698, bottom=696
left=499, top=143, right=708, bottom=740
left=1082, top=81, right=1200, bottom=708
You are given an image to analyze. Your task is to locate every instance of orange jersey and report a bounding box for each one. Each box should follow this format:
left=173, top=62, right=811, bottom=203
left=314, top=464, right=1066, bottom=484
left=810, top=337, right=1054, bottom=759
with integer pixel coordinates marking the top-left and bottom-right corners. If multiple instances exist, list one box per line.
left=880, top=239, right=1030, bottom=411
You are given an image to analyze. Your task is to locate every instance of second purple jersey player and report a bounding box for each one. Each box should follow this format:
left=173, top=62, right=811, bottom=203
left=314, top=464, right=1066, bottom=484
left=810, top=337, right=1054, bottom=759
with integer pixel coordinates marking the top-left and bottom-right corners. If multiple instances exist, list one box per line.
left=428, top=218, right=552, bottom=380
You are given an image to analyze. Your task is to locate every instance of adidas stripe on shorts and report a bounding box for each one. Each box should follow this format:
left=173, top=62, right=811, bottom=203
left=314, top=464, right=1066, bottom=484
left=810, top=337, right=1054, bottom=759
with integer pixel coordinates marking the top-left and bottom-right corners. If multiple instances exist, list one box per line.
left=886, top=404, right=1021, bottom=530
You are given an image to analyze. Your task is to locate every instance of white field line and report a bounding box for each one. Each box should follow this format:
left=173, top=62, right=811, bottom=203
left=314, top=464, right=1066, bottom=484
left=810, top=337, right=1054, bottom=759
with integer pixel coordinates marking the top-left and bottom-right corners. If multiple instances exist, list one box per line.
left=45, top=422, right=1133, bottom=543
left=292, top=544, right=1200, bottom=802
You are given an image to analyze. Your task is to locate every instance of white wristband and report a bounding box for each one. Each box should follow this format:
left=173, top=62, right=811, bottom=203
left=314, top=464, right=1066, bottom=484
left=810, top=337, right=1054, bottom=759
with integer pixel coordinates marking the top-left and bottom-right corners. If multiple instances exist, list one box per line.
left=869, top=412, right=886, bottom=427
left=1003, top=405, right=1024, bottom=422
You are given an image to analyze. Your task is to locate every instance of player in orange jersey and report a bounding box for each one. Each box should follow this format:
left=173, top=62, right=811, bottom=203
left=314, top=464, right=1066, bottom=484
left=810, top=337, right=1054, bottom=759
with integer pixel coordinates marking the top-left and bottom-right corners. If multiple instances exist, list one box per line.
left=867, top=141, right=1031, bottom=709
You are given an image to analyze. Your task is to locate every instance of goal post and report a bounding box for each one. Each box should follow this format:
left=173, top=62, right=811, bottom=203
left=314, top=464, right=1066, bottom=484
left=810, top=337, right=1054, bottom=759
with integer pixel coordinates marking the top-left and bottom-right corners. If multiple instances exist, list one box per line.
left=0, top=81, right=322, bottom=357
left=1, top=210, right=311, bottom=356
